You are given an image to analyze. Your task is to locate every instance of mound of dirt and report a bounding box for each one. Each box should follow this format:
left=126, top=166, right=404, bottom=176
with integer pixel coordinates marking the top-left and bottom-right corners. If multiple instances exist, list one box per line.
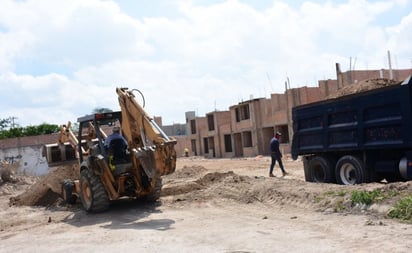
left=161, top=181, right=204, bottom=197
left=9, top=164, right=78, bottom=207
left=326, top=78, right=401, bottom=99
left=195, top=171, right=244, bottom=186
left=0, top=174, right=38, bottom=197
left=161, top=166, right=412, bottom=218
left=166, top=165, right=207, bottom=179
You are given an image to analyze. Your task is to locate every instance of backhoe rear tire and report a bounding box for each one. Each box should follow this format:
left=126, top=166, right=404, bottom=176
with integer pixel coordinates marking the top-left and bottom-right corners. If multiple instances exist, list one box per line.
left=79, top=169, right=110, bottom=212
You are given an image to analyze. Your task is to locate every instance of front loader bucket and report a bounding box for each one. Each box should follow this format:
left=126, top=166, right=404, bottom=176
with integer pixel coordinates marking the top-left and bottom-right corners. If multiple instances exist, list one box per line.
left=42, top=143, right=77, bottom=166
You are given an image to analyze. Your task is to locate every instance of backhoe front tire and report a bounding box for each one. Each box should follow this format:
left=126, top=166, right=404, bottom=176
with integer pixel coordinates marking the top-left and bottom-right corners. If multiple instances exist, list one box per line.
left=79, top=169, right=110, bottom=212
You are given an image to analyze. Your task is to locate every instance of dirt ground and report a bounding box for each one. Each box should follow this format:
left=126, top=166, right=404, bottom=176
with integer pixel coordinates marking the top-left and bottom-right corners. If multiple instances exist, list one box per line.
left=0, top=156, right=411, bottom=253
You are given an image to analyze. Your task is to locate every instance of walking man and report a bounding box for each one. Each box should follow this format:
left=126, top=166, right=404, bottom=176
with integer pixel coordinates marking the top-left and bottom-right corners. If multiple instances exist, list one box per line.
left=269, top=131, right=288, bottom=177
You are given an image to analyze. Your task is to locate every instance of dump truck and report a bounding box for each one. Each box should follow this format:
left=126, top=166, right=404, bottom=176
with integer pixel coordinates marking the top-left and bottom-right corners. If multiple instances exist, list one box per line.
left=44, top=88, right=176, bottom=212
left=291, top=76, right=412, bottom=185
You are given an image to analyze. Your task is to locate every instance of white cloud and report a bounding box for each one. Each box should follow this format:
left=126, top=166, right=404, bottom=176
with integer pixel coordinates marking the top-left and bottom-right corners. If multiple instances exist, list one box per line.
left=0, top=0, right=152, bottom=72
left=386, top=12, right=412, bottom=67
left=0, top=0, right=411, bottom=127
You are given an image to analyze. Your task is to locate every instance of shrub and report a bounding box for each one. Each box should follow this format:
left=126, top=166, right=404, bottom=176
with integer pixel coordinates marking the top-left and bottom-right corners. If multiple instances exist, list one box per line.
left=387, top=195, right=412, bottom=222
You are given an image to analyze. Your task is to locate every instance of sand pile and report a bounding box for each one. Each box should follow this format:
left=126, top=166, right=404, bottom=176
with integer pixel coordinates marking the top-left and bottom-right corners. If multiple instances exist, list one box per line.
left=9, top=164, right=78, bottom=207
left=326, top=78, right=401, bottom=99
left=166, top=165, right=207, bottom=179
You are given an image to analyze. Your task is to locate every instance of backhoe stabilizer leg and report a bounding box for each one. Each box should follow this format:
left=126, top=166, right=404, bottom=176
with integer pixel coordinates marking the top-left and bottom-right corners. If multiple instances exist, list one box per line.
left=133, top=147, right=156, bottom=178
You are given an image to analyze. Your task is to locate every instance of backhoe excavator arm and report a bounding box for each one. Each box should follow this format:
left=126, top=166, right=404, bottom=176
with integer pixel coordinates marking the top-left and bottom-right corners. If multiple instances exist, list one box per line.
left=58, top=122, right=82, bottom=157
left=116, top=87, right=176, bottom=177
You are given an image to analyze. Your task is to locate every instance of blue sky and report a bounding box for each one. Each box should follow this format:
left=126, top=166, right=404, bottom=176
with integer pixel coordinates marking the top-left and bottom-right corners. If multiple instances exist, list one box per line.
left=1, top=0, right=412, bottom=127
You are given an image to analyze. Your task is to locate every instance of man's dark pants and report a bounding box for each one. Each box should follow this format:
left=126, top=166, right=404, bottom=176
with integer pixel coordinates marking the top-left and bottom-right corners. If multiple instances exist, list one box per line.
left=269, top=153, right=285, bottom=175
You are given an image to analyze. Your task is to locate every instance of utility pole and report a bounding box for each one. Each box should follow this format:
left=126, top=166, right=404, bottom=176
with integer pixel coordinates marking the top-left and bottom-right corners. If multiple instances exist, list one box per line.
left=10, top=116, right=18, bottom=128
left=388, top=50, right=393, bottom=80
left=285, top=81, right=291, bottom=143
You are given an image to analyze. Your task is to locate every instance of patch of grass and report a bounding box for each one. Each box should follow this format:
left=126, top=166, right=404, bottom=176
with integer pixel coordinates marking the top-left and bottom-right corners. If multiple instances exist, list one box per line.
left=315, top=191, right=348, bottom=211
left=313, top=194, right=332, bottom=207
left=387, top=195, right=412, bottom=223
left=384, top=190, right=400, bottom=199
left=351, top=190, right=379, bottom=205
left=323, top=199, right=331, bottom=206
left=334, top=199, right=346, bottom=212
left=350, top=189, right=396, bottom=206
left=314, top=195, right=324, bottom=203
left=351, top=189, right=401, bottom=206
left=324, top=190, right=336, bottom=196
left=324, top=190, right=347, bottom=197
left=336, top=190, right=346, bottom=197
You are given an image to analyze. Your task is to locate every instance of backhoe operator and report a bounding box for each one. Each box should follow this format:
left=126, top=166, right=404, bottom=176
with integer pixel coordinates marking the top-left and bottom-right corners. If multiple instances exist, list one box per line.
left=104, top=126, right=127, bottom=150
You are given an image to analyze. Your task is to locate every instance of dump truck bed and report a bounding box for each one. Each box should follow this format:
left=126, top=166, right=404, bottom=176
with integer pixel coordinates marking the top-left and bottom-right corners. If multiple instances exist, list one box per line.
left=291, top=76, right=412, bottom=160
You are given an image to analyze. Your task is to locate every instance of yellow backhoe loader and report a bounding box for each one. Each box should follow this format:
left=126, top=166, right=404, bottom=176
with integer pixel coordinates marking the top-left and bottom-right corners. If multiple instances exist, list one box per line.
left=45, top=88, right=176, bottom=212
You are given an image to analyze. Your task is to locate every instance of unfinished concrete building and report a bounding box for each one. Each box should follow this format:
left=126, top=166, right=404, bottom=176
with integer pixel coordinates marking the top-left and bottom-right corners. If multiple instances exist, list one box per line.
left=178, top=66, right=412, bottom=158
left=186, top=110, right=231, bottom=158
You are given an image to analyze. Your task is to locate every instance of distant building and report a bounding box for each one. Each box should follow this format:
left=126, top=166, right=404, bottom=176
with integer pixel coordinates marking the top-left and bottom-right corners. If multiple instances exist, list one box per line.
left=173, top=65, right=412, bottom=158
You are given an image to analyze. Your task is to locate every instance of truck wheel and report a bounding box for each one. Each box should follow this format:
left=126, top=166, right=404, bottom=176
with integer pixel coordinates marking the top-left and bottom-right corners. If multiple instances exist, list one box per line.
left=79, top=169, right=110, bottom=212
left=335, top=155, right=366, bottom=185
left=307, top=156, right=334, bottom=183
left=61, top=179, right=77, bottom=204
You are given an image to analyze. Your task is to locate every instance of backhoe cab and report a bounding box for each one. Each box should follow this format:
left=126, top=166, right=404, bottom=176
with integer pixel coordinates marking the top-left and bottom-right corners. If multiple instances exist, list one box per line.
left=56, top=88, right=176, bottom=212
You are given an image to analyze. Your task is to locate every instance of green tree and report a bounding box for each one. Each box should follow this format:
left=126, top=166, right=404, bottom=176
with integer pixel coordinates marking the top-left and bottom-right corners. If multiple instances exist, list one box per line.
left=24, top=125, right=38, bottom=136
left=35, top=123, right=59, bottom=134
left=0, top=122, right=59, bottom=139
left=0, top=118, right=11, bottom=130
left=0, top=117, right=17, bottom=130
left=6, top=127, right=24, bottom=138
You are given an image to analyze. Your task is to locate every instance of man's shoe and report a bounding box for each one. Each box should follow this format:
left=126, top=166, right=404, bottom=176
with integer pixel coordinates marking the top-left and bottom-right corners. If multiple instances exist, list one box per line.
left=282, top=171, right=289, bottom=177
left=269, top=173, right=275, bottom=177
